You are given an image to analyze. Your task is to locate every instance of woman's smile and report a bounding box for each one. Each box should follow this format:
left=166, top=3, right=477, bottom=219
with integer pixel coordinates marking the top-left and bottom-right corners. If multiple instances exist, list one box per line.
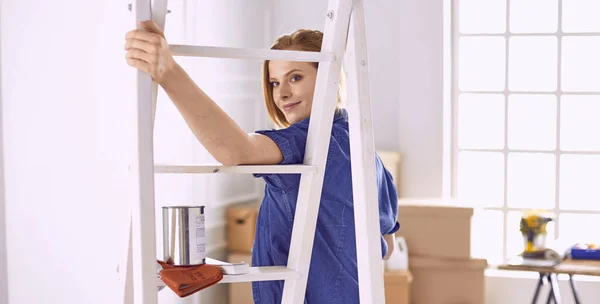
left=282, top=100, right=302, bottom=112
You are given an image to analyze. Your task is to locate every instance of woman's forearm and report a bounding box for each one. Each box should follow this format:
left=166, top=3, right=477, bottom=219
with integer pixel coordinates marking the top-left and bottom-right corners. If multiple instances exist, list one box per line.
left=160, top=64, right=251, bottom=165
left=125, top=20, right=282, bottom=165
left=383, top=234, right=395, bottom=260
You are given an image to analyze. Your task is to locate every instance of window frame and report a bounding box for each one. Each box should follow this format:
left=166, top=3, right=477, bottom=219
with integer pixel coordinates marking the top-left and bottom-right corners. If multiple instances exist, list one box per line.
left=450, top=0, right=600, bottom=263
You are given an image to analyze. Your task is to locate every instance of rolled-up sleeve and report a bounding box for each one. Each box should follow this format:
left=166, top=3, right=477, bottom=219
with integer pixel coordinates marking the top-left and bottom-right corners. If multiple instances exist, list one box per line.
left=252, top=121, right=309, bottom=183
left=255, top=124, right=308, bottom=165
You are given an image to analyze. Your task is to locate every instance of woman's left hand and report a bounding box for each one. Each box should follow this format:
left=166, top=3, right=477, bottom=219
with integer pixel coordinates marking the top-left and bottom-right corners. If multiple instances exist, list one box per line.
left=124, top=20, right=177, bottom=85
left=383, top=234, right=395, bottom=260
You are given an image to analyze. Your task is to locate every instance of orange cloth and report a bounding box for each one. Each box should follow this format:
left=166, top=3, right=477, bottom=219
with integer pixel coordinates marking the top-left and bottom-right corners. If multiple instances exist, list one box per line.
left=157, top=260, right=223, bottom=298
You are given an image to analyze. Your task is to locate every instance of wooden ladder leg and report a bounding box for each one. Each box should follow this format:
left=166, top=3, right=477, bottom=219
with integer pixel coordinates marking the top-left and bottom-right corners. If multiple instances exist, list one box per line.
left=126, top=0, right=169, bottom=303
left=344, top=0, right=385, bottom=303
left=122, top=222, right=134, bottom=304
left=122, top=0, right=168, bottom=300
left=150, top=0, right=169, bottom=121
left=280, top=0, right=353, bottom=303
left=122, top=0, right=170, bottom=303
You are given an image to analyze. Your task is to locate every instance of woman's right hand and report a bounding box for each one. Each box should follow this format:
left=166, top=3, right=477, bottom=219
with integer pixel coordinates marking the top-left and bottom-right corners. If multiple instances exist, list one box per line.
left=124, top=20, right=178, bottom=85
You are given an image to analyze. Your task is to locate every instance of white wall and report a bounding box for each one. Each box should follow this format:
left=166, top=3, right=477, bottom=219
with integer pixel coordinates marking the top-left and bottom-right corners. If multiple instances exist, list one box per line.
left=269, top=0, right=443, bottom=198
left=0, top=1, right=9, bottom=301
left=0, top=0, right=266, bottom=303
left=396, top=0, right=445, bottom=199
left=1, top=0, right=135, bottom=303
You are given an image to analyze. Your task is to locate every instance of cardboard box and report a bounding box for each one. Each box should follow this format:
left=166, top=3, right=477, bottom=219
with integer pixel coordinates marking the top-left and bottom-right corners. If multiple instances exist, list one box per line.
left=384, top=270, right=412, bottom=304
left=228, top=252, right=254, bottom=304
left=377, top=150, right=402, bottom=193
left=226, top=202, right=260, bottom=253
left=396, top=203, right=473, bottom=259
left=409, top=256, right=487, bottom=304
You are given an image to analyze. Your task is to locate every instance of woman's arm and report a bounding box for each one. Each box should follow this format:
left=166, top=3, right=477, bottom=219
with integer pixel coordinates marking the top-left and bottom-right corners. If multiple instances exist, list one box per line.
left=383, top=234, right=395, bottom=260
left=161, top=65, right=283, bottom=166
left=125, top=20, right=282, bottom=166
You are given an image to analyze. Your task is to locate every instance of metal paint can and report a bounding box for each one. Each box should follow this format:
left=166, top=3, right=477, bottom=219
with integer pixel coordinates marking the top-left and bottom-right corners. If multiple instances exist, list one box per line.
left=162, top=206, right=206, bottom=266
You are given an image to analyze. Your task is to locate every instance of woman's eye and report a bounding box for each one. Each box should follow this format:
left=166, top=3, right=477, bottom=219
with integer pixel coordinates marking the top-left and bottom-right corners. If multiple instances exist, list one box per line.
left=290, top=75, right=301, bottom=82
left=271, top=81, right=279, bottom=87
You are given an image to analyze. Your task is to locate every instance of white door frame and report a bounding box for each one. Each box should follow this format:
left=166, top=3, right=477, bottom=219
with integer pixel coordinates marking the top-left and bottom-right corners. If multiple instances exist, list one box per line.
left=0, top=1, right=9, bottom=301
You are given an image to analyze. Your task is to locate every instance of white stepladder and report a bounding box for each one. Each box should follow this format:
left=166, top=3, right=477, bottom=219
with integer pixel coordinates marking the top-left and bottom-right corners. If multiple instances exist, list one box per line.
left=120, top=0, right=386, bottom=303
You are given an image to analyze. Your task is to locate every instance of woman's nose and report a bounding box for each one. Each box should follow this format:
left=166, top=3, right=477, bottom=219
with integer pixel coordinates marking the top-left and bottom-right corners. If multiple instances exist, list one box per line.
left=278, top=82, right=292, bottom=100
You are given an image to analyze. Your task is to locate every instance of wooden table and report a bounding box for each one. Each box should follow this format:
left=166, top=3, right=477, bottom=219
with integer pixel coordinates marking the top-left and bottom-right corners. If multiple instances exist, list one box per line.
left=498, top=258, right=600, bottom=304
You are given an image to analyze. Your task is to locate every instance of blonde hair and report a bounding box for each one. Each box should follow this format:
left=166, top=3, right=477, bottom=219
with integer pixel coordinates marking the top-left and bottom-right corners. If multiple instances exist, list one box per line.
left=262, top=29, right=345, bottom=128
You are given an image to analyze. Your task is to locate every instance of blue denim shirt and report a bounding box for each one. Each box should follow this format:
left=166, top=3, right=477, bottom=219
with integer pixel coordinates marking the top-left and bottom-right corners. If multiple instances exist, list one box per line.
left=251, top=109, right=400, bottom=304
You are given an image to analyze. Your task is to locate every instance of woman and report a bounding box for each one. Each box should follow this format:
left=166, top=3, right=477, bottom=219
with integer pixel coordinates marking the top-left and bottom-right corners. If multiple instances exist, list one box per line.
left=125, top=20, right=400, bottom=303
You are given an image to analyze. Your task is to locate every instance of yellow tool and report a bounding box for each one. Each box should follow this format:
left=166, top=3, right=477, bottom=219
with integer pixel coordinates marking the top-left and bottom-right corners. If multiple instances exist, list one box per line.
left=520, top=211, right=553, bottom=255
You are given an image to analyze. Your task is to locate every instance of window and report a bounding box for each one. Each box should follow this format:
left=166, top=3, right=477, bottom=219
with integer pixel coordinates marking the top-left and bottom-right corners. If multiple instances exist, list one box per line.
left=452, top=0, right=600, bottom=265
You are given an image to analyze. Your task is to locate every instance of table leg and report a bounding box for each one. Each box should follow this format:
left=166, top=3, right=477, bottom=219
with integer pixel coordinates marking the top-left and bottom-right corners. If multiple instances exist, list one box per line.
left=532, top=273, right=545, bottom=304
left=546, top=292, right=554, bottom=303
left=569, top=274, right=581, bottom=304
left=546, top=276, right=554, bottom=304
left=550, top=273, right=562, bottom=304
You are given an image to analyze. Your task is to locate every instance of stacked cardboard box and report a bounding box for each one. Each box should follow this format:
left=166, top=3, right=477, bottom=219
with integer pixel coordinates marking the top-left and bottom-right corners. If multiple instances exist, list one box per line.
left=396, top=202, right=487, bottom=304
left=377, top=150, right=402, bottom=192
left=227, top=252, right=254, bottom=304
left=384, top=270, right=412, bottom=304
left=226, top=202, right=260, bottom=304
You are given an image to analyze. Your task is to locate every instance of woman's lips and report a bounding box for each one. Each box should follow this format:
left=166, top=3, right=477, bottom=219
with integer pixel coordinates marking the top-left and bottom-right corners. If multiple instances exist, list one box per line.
left=283, top=101, right=302, bottom=112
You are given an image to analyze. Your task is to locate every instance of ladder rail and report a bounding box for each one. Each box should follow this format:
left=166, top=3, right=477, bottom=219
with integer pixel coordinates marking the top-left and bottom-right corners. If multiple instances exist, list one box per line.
left=119, top=0, right=168, bottom=304
left=170, top=45, right=335, bottom=62
left=344, top=1, right=386, bottom=302
left=125, top=1, right=168, bottom=304
left=281, top=0, right=354, bottom=303
left=121, top=222, right=134, bottom=304
left=150, top=0, right=169, bottom=124
left=154, top=164, right=316, bottom=174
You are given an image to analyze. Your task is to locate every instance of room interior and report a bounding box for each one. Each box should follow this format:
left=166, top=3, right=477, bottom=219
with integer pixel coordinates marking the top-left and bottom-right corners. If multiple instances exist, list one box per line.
left=1, top=0, right=599, bottom=303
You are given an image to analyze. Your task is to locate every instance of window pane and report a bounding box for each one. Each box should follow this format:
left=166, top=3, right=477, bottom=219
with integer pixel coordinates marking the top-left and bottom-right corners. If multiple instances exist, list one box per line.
left=560, top=95, right=600, bottom=151
left=458, top=151, right=504, bottom=207
left=508, top=37, right=557, bottom=92
left=459, top=0, right=506, bottom=34
left=559, top=213, right=600, bottom=244
left=510, top=0, right=558, bottom=33
left=458, top=94, right=505, bottom=149
left=507, top=211, right=556, bottom=258
left=561, top=37, right=600, bottom=92
left=562, top=0, right=600, bottom=33
left=471, top=210, right=504, bottom=265
left=507, top=153, right=556, bottom=209
left=508, top=94, right=556, bottom=150
left=459, top=37, right=506, bottom=91
left=560, top=155, right=600, bottom=211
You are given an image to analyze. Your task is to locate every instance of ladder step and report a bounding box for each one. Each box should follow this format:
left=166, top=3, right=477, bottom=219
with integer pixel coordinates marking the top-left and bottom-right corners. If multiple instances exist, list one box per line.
left=154, top=164, right=317, bottom=174
left=219, top=266, right=299, bottom=283
left=169, top=45, right=335, bottom=62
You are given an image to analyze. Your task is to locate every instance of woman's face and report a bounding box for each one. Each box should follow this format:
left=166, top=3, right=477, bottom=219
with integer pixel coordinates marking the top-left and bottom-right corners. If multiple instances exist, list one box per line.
left=268, top=60, right=318, bottom=125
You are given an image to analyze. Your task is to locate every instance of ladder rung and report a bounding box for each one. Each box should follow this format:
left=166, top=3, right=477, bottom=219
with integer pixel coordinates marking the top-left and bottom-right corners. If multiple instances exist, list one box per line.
left=218, top=266, right=299, bottom=283
left=169, top=45, right=335, bottom=62
left=154, top=164, right=317, bottom=174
